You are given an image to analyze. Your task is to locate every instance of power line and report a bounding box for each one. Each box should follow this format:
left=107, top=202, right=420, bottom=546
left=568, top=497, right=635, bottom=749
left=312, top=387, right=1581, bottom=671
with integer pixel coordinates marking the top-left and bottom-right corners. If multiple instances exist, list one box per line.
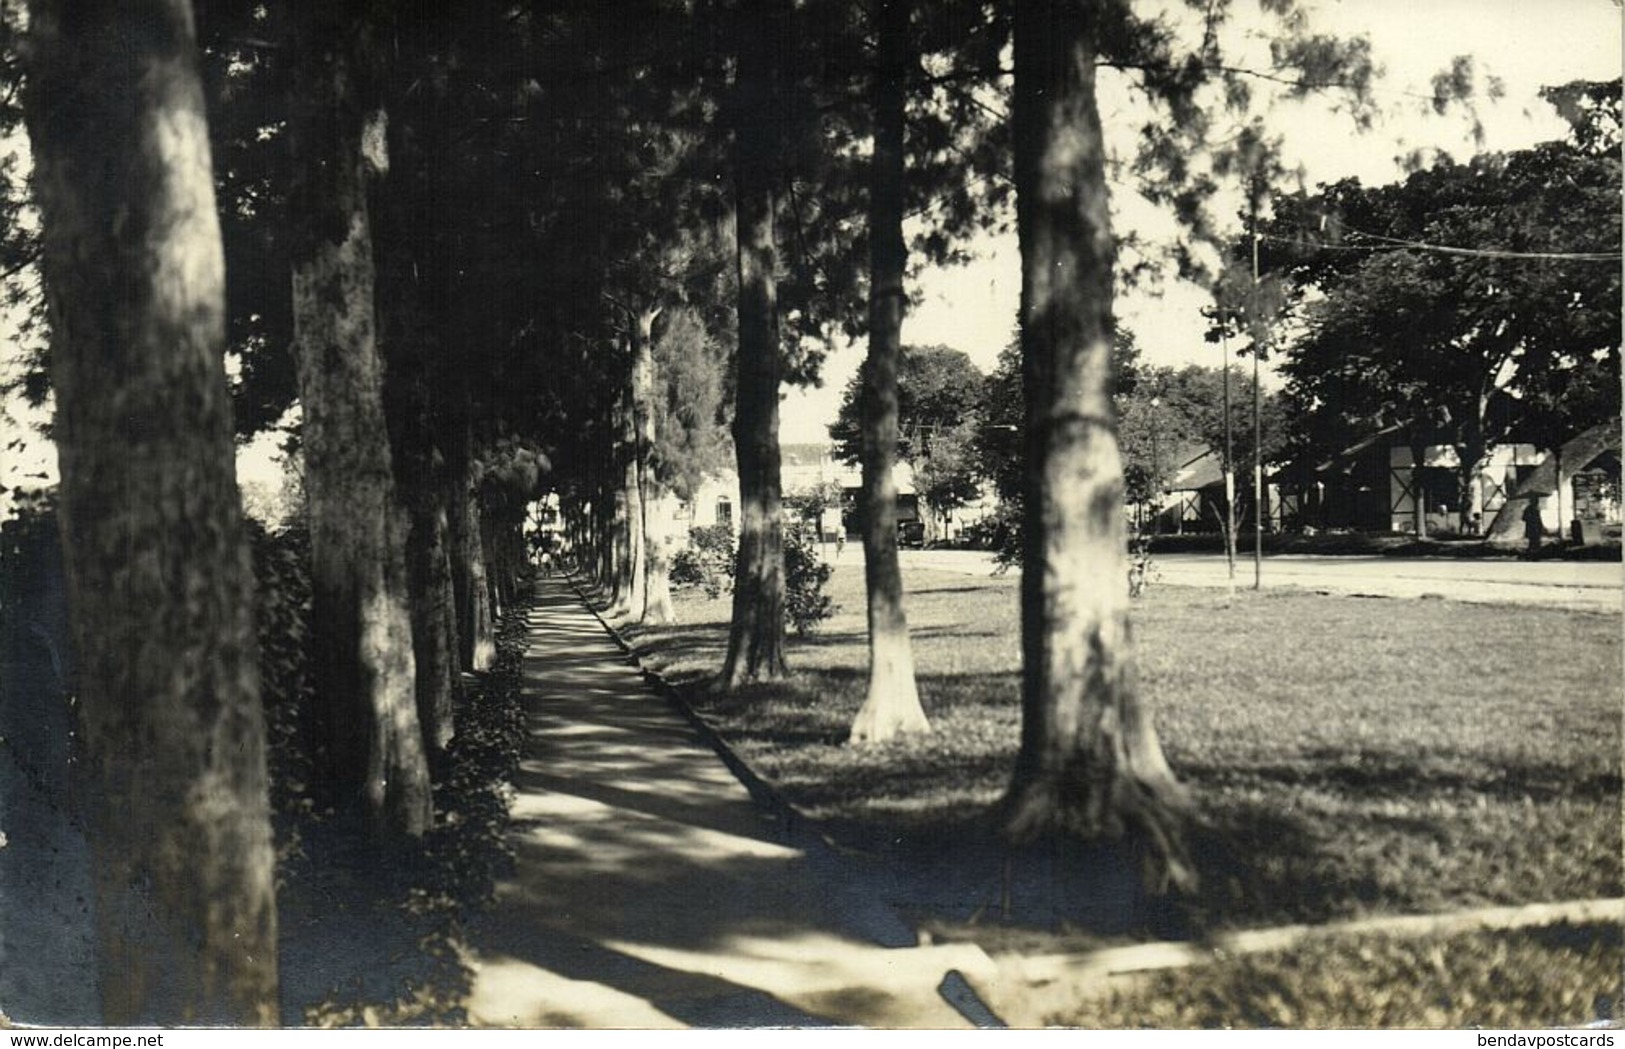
left=1258, top=228, right=1621, bottom=262
left=1344, top=229, right=1621, bottom=261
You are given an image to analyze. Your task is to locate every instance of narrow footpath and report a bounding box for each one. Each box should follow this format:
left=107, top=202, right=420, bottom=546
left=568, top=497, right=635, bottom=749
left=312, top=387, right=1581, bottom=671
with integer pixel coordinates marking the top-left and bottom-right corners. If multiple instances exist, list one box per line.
left=461, top=577, right=1003, bottom=1028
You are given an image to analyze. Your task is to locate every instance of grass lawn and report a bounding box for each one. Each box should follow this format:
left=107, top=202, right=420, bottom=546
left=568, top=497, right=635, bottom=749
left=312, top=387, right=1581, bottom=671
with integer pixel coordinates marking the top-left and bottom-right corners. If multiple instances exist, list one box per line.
left=612, top=562, right=1621, bottom=1024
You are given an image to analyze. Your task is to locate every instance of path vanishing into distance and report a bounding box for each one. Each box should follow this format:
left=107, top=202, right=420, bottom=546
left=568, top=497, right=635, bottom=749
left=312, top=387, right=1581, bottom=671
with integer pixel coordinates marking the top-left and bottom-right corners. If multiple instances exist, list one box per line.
left=460, top=577, right=1004, bottom=1029
left=898, top=549, right=1623, bottom=613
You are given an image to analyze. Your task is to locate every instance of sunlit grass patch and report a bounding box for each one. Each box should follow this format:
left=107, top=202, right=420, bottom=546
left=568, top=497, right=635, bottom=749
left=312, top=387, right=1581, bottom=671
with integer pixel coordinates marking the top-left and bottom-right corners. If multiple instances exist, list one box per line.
left=626, top=564, right=1622, bottom=929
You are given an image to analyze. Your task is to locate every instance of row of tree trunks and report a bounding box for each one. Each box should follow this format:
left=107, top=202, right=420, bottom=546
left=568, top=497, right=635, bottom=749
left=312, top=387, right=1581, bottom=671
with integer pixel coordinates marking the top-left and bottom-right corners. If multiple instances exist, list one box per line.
left=377, top=319, right=460, bottom=753
left=404, top=468, right=460, bottom=753
left=618, top=350, right=646, bottom=616
left=630, top=306, right=679, bottom=624
left=1004, top=0, right=1196, bottom=893
left=375, top=198, right=459, bottom=756
left=21, top=0, right=280, bottom=1022
left=465, top=488, right=497, bottom=671
left=287, top=10, right=432, bottom=841
left=722, top=0, right=791, bottom=687
left=849, top=0, right=929, bottom=744
left=609, top=398, right=634, bottom=608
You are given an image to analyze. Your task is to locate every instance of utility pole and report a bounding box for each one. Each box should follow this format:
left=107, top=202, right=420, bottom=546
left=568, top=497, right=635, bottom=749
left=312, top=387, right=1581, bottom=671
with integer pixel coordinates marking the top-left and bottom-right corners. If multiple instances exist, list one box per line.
left=1250, top=195, right=1264, bottom=592
left=1150, top=395, right=1162, bottom=535
left=1219, top=321, right=1236, bottom=601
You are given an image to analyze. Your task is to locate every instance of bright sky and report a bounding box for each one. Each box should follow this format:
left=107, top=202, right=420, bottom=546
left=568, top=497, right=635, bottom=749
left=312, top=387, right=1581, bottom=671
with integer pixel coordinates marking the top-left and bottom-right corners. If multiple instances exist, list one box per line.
left=779, top=0, right=1624, bottom=441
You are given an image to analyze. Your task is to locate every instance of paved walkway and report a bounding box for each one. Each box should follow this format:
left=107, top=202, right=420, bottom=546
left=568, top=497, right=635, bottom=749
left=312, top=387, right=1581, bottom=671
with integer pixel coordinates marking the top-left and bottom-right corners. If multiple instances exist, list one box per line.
left=461, top=578, right=1003, bottom=1029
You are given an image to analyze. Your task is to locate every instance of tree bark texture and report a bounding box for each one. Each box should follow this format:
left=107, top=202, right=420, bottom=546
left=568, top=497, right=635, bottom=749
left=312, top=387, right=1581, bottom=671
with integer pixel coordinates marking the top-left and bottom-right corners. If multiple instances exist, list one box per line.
left=466, top=490, right=496, bottom=671
left=1409, top=438, right=1429, bottom=539
left=288, top=12, right=431, bottom=840
left=620, top=345, right=647, bottom=617
left=722, top=0, right=791, bottom=687
left=850, top=0, right=929, bottom=745
left=445, top=410, right=478, bottom=668
left=376, top=263, right=459, bottom=753
left=643, top=488, right=679, bottom=624
left=22, top=0, right=278, bottom=1022
left=388, top=395, right=457, bottom=752
left=631, top=307, right=671, bottom=623
left=407, top=483, right=458, bottom=751
left=1003, top=0, right=1195, bottom=894
left=610, top=387, right=635, bottom=611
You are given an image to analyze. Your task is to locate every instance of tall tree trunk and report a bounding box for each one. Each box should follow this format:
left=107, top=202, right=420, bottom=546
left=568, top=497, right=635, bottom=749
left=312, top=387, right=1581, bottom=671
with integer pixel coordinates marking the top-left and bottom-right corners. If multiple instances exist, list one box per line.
left=377, top=285, right=458, bottom=754
left=644, top=487, right=679, bottom=624
left=400, top=447, right=458, bottom=752
left=22, top=0, right=278, bottom=1021
left=1003, top=0, right=1195, bottom=894
left=482, top=504, right=505, bottom=621
left=288, top=12, right=431, bottom=840
left=610, top=386, right=635, bottom=611
left=467, top=490, right=496, bottom=671
left=1409, top=437, right=1428, bottom=538
left=1458, top=401, right=1490, bottom=533
left=620, top=347, right=646, bottom=617
left=446, top=410, right=478, bottom=668
left=850, top=0, right=928, bottom=745
left=631, top=306, right=666, bottom=623
left=722, top=0, right=790, bottom=687
left=596, top=441, right=618, bottom=588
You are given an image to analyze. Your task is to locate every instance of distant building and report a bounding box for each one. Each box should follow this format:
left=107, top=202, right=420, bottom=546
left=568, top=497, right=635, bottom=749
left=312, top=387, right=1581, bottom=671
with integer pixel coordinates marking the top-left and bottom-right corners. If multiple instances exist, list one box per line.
left=673, top=442, right=934, bottom=544
left=1147, top=442, right=1283, bottom=536
left=1277, top=434, right=1621, bottom=536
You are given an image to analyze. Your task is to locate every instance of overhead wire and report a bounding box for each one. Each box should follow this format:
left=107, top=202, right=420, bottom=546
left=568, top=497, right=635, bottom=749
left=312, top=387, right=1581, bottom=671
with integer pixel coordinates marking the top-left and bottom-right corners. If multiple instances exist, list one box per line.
left=1257, top=228, right=1621, bottom=262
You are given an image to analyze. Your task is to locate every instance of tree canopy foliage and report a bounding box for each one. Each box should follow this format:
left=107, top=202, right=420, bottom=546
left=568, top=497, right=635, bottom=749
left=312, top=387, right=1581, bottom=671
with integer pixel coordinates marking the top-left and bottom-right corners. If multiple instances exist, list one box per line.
left=1259, top=79, right=1622, bottom=503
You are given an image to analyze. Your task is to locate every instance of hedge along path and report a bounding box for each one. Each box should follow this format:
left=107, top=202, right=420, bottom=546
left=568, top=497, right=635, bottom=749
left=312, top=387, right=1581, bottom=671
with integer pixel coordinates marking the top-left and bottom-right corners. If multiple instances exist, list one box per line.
left=969, top=897, right=1624, bottom=1026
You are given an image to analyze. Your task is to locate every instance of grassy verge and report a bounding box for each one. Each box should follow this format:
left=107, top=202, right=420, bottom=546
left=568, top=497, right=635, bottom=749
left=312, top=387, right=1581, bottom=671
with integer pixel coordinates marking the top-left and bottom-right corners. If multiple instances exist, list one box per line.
left=615, top=561, right=1620, bottom=1023
left=611, top=568, right=1625, bottom=1026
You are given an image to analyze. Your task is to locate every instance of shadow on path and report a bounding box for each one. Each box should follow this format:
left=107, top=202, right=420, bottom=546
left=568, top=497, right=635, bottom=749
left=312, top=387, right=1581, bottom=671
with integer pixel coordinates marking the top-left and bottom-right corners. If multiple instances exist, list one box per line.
left=460, top=579, right=1001, bottom=1029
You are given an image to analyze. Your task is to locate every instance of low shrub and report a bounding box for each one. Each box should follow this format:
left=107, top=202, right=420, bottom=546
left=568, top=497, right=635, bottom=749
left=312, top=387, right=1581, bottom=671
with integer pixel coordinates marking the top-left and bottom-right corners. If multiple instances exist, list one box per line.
left=783, top=528, right=835, bottom=635
left=670, top=523, right=736, bottom=599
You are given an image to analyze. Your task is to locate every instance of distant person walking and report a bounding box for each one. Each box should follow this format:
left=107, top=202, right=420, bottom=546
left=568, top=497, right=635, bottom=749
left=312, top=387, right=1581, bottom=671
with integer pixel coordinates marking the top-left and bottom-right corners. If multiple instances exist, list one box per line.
left=1522, top=497, right=1545, bottom=557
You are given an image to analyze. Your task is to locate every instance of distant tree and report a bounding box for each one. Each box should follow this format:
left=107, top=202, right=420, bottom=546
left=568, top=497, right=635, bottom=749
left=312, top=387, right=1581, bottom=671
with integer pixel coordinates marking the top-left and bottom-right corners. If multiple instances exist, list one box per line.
left=646, top=307, right=734, bottom=623
left=782, top=478, right=845, bottom=536
left=977, top=329, right=1142, bottom=508
left=1263, top=90, right=1621, bottom=526
left=832, top=344, right=986, bottom=464
left=833, top=343, right=989, bottom=550
left=1117, top=363, right=1289, bottom=503
left=21, top=0, right=278, bottom=1022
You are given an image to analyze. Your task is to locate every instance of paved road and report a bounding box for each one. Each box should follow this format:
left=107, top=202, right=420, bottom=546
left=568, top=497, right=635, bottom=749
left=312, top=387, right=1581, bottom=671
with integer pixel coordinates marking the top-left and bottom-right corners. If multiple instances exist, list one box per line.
left=898, top=549, right=1622, bottom=612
